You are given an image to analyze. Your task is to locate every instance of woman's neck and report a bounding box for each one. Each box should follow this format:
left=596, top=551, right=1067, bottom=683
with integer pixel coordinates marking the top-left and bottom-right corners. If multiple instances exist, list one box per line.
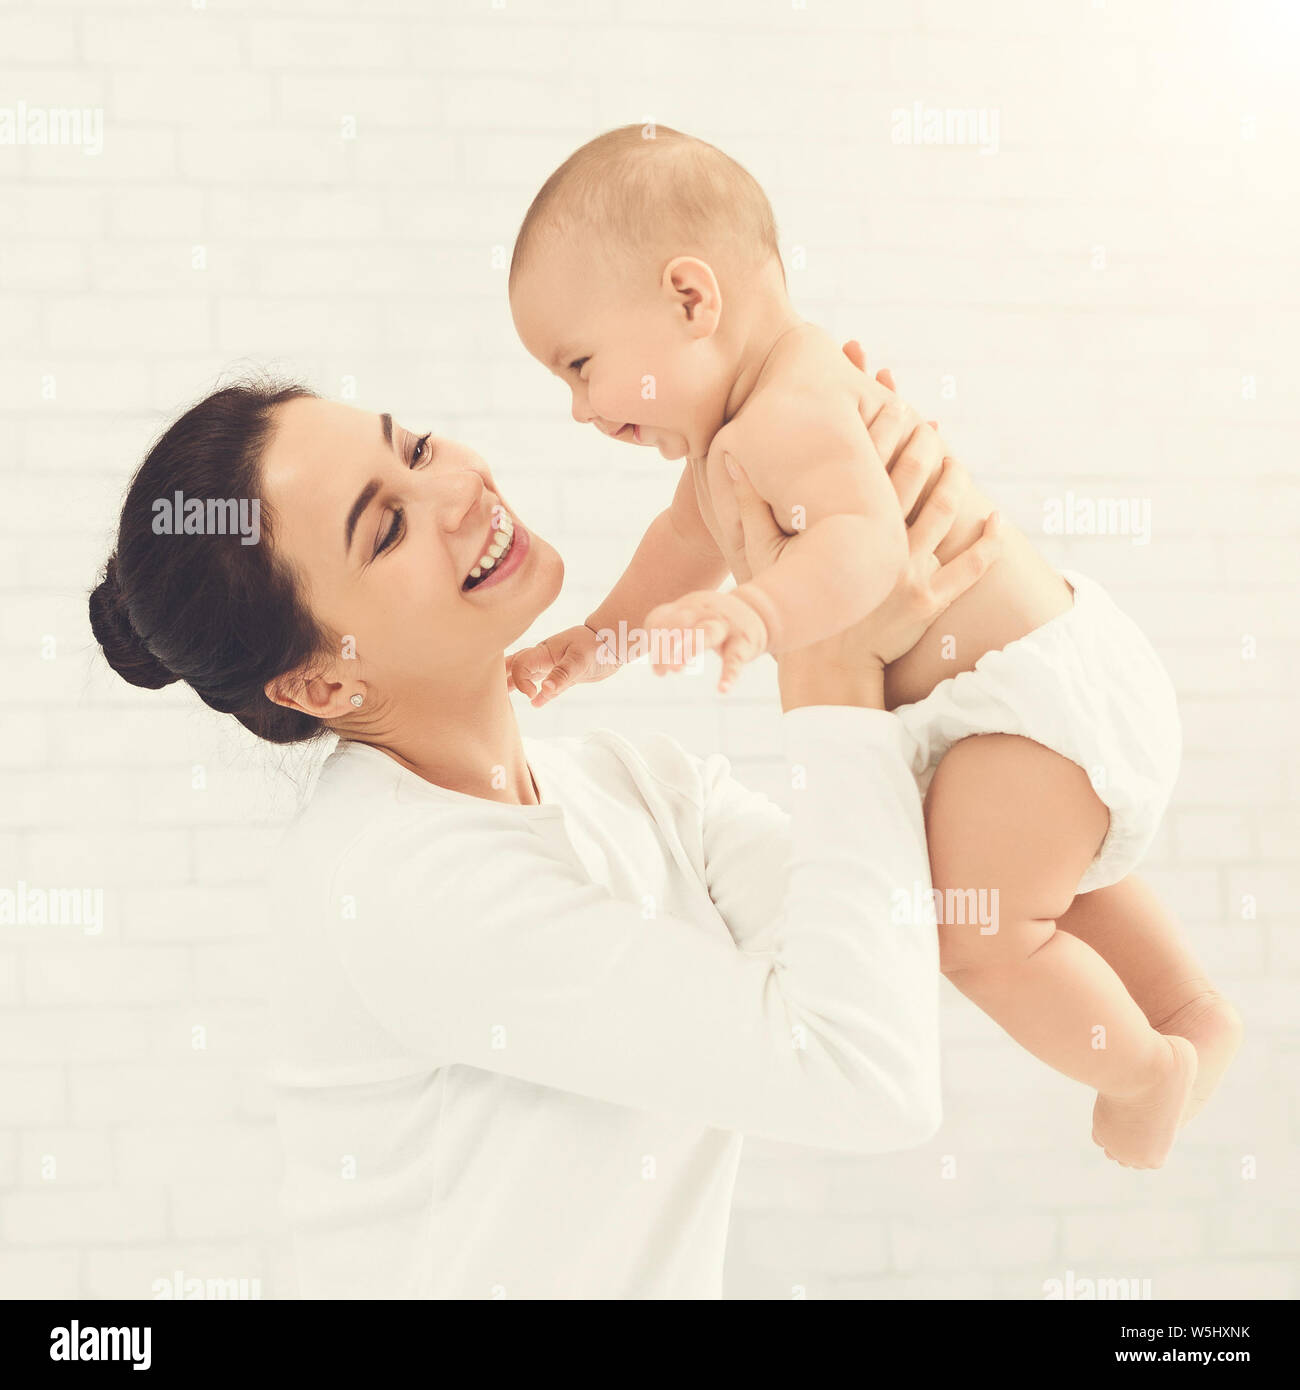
left=345, top=655, right=537, bottom=805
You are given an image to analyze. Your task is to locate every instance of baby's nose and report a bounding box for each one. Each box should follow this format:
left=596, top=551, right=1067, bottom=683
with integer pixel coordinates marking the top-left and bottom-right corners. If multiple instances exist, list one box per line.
left=570, top=393, right=590, bottom=425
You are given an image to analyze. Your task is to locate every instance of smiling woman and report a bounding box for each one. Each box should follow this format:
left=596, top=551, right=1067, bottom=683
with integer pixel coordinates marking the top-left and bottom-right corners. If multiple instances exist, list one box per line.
left=86, top=374, right=996, bottom=1298
left=246, top=391, right=565, bottom=801
left=90, top=381, right=563, bottom=781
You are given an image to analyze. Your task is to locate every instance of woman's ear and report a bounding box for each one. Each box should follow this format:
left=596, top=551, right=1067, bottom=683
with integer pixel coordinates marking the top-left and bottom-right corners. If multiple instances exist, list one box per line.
left=265, top=670, right=358, bottom=722
left=661, top=256, right=722, bottom=339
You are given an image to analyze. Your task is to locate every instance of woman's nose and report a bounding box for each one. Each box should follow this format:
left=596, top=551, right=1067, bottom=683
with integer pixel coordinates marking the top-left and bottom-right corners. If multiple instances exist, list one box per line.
left=431, top=469, right=485, bottom=532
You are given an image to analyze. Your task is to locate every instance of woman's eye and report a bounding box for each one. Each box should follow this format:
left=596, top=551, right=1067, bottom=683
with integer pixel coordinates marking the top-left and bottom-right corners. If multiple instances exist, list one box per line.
left=410, top=432, right=432, bottom=468
left=375, top=507, right=405, bottom=557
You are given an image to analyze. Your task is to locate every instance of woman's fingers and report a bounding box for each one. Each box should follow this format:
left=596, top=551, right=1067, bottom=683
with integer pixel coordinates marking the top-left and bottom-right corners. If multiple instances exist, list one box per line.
left=865, top=399, right=915, bottom=471
left=929, top=510, right=1002, bottom=607
left=904, top=456, right=965, bottom=557
left=724, top=452, right=787, bottom=570
left=890, top=424, right=945, bottom=517
left=838, top=344, right=899, bottom=401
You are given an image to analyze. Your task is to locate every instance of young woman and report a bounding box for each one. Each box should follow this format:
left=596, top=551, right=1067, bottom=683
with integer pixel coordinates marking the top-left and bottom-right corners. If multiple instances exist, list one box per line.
left=89, top=364, right=997, bottom=1299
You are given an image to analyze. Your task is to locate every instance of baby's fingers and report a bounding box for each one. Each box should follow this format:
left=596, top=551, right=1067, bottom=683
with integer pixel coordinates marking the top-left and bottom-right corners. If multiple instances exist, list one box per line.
left=507, top=647, right=549, bottom=699
left=715, top=630, right=760, bottom=694
left=530, top=647, right=586, bottom=707
left=653, top=617, right=725, bottom=675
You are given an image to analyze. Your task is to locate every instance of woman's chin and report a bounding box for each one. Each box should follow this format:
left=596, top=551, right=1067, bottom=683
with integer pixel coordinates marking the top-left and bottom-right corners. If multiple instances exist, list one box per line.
left=512, top=534, right=565, bottom=631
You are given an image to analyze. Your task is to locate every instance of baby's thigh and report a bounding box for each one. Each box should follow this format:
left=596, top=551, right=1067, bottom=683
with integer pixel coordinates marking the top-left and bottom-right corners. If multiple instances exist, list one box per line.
left=923, top=734, right=1110, bottom=972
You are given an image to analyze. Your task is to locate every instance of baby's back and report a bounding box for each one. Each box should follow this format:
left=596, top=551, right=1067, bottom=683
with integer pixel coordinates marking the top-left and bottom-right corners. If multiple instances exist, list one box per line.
left=731, top=324, right=1073, bottom=709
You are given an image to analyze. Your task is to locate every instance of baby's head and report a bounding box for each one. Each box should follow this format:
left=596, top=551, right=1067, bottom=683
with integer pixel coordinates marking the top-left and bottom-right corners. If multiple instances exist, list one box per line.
left=509, top=124, right=787, bottom=462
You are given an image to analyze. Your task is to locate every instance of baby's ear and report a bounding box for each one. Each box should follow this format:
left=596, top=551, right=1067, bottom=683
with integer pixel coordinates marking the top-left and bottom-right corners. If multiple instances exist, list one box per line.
left=662, top=256, right=722, bottom=338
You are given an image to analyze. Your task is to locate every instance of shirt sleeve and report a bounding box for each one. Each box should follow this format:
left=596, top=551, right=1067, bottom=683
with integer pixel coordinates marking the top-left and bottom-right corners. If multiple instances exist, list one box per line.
left=326, top=705, right=941, bottom=1155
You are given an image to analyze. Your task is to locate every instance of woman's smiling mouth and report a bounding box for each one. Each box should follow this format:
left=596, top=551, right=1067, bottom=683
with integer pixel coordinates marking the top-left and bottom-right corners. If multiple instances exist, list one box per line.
left=463, top=510, right=529, bottom=592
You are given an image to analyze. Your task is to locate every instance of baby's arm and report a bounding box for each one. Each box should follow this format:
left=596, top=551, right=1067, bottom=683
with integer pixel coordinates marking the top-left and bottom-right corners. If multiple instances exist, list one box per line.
left=587, top=465, right=728, bottom=637
left=715, top=391, right=908, bottom=655
left=507, top=467, right=728, bottom=705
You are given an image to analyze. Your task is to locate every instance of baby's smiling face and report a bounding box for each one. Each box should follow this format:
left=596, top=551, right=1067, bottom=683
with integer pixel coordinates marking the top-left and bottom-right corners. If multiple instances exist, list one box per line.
left=509, top=233, right=734, bottom=464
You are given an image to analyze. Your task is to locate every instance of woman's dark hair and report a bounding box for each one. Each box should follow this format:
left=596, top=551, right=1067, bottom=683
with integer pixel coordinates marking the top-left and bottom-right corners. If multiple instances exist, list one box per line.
left=89, top=378, right=332, bottom=745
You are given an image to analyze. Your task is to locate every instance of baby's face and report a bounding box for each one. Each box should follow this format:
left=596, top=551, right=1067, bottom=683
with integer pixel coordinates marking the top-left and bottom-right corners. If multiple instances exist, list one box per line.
left=510, top=237, right=729, bottom=463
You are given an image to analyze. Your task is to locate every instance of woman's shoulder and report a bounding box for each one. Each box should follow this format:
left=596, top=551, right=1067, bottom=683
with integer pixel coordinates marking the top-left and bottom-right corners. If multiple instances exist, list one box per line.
left=270, top=726, right=732, bottom=896
left=534, top=724, right=728, bottom=807
left=271, top=740, right=457, bottom=888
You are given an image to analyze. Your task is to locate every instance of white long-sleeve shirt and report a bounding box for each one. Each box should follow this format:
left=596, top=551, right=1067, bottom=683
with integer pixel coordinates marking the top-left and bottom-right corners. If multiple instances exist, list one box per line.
left=267, top=705, right=940, bottom=1300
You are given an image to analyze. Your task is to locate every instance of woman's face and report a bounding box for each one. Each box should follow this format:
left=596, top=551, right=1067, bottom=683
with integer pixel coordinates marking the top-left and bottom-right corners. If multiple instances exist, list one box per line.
left=260, top=396, right=563, bottom=700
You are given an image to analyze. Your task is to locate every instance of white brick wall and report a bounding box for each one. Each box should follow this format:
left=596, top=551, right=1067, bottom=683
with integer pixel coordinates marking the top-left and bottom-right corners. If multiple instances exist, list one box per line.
left=1, top=0, right=1296, bottom=1300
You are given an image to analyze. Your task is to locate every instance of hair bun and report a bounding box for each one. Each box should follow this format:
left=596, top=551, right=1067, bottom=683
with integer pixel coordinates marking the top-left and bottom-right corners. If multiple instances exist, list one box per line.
left=88, top=555, right=179, bottom=690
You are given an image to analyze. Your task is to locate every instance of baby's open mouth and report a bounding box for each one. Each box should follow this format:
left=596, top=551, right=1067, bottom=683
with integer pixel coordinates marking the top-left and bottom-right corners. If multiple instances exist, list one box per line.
left=463, top=512, right=516, bottom=591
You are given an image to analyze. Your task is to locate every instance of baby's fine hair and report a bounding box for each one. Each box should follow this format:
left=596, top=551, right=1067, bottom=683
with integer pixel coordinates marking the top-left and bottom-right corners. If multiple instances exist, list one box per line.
left=509, top=123, right=783, bottom=288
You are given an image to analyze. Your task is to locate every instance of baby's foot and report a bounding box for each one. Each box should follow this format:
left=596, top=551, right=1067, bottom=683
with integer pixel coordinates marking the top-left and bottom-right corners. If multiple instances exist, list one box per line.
left=1157, top=991, right=1244, bottom=1123
left=1092, top=1034, right=1198, bottom=1169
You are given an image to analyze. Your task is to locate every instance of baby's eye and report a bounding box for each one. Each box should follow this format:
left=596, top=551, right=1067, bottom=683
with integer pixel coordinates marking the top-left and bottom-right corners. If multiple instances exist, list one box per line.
left=568, top=357, right=589, bottom=374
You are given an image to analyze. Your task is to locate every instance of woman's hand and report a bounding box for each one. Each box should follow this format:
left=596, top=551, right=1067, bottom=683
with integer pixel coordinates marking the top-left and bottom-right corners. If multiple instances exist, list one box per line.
left=850, top=451, right=1000, bottom=667
left=724, top=404, right=1000, bottom=711
left=841, top=338, right=951, bottom=479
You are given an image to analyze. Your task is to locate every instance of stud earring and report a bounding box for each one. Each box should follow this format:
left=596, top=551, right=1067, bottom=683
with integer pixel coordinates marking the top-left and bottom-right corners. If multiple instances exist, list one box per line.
left=350, top=693, right=364, bottom=707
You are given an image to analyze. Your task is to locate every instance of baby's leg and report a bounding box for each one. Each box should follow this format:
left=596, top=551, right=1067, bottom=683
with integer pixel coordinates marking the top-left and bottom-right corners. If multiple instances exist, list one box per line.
left=1058, top=877, right=1243, bottom=1121
left=925, top=734, right=1196, bottom=1169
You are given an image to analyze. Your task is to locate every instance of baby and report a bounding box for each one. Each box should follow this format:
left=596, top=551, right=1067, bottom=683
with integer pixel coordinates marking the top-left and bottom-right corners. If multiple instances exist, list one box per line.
left=506, top=124, right=1241, bottom=1168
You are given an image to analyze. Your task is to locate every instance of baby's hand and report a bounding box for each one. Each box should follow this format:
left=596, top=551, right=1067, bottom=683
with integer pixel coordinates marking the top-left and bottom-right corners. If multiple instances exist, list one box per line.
left=507, top=624, right=620, bottom=707
left=644, top=590, right=768, bottom=694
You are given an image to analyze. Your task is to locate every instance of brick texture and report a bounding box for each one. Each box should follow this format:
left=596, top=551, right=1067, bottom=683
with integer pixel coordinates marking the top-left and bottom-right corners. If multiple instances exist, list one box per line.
left=1, top=0, right=1296, bottom=1300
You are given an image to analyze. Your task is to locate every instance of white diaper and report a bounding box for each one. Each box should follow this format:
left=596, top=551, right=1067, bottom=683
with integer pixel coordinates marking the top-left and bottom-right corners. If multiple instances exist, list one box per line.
left=892, top=568, right=1182, bottom=894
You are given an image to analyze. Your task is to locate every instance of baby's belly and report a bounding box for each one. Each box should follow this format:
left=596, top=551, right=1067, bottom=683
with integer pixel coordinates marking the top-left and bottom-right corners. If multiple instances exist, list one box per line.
left=884, top=505, right=1072, bottom=711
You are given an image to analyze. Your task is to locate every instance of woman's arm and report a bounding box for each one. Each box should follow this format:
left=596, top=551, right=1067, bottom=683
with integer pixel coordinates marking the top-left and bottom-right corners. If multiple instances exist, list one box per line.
left=327, top=708, right=938, bottom=1155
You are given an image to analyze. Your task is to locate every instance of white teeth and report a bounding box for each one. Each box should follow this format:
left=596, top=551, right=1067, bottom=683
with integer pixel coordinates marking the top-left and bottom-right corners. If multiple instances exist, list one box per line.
left=465, top=513, right=516, bottom=588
